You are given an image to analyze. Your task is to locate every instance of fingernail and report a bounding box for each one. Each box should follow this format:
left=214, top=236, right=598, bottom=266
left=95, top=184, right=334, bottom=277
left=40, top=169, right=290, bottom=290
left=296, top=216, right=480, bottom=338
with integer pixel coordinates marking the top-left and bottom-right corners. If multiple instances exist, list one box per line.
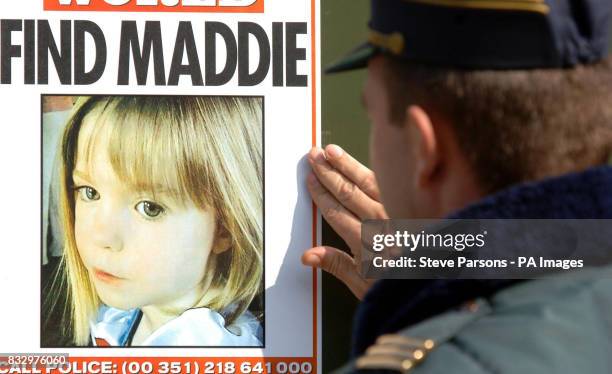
left=308, top=147, right=323, bottom=163
left=313, top=149, right=327, bottom=164
left=325, top=144, right=343, bottom=159
left=302, top=253, right=321, bottom=267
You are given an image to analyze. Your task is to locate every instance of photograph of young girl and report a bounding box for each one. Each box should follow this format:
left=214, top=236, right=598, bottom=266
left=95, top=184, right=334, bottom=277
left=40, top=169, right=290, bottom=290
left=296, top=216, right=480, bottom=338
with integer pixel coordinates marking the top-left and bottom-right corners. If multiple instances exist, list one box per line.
left=41, top=96, right=264, bottom=347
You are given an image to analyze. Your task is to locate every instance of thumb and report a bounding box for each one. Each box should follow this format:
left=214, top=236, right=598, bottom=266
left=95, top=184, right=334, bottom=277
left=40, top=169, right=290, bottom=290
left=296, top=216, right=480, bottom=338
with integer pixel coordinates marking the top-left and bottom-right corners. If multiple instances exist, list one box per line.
left=302, top=246, right=370, bottom=300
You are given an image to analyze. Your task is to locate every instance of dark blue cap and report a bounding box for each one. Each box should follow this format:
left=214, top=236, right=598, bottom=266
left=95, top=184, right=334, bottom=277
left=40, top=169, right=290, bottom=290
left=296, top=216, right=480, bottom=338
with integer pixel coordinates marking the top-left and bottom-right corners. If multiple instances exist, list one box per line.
left=326, top=0, right=612, bottom=73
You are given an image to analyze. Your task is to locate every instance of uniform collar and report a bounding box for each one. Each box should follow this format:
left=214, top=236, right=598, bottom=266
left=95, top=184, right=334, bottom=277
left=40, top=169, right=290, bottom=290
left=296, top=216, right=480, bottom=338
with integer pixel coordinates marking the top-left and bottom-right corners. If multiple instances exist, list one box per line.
left=353, top=166, right=612, bottom=356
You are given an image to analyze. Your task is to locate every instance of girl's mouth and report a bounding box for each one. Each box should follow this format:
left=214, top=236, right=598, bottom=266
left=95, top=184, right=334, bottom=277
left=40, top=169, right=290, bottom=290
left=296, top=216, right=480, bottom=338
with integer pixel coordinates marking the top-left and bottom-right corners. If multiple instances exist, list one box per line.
left=93, top=268, right=124, bottom=283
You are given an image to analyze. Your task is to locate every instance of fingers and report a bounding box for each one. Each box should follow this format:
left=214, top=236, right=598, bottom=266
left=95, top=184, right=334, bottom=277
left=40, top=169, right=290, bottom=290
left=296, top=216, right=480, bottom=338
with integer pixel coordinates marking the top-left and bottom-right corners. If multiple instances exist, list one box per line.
left=301, top=246, right=370, bottom=300
left=307, top=172, right=362, bottom=252
left=304, top=145, right=384, bottom=300
left=323, top=144, right=382, bottom=202
left=308, top=147, right=387, bottom=220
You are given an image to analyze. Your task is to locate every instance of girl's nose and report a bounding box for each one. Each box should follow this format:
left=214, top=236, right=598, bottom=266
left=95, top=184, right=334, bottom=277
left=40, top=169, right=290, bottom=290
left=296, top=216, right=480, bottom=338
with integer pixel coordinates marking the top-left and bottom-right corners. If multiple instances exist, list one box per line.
left=90, top=203, right=124, bottom=252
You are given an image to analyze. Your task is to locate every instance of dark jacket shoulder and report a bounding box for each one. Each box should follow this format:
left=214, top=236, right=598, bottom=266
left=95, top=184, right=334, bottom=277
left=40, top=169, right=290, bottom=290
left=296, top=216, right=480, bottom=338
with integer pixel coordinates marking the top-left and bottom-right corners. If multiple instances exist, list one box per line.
left=339, top=265, right=612, bottom=374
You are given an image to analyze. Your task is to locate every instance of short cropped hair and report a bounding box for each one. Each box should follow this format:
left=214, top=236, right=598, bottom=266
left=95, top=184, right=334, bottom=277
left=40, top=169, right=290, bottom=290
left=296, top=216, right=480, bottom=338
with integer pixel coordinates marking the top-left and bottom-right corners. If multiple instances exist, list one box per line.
left=381, top=56, right=612, bottom=192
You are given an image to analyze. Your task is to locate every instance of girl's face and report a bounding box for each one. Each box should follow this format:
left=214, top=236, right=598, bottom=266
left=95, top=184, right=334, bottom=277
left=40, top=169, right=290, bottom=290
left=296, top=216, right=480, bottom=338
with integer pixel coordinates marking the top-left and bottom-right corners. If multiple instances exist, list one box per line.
left=73, top=114, right=221, bottom=312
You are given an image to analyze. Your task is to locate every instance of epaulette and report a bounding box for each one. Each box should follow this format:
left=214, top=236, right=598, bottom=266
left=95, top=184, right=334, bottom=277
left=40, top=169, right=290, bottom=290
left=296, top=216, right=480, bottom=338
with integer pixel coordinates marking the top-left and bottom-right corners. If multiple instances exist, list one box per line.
left=355, top=334, right=436, bottom=373
left=338, top=299, right=490, bottom=373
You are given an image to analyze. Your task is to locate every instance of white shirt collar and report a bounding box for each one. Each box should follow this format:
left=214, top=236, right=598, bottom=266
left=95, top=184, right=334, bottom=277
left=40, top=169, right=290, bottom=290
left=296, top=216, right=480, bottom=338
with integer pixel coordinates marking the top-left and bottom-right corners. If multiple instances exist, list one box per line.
left=90, top=305, right=262, bottom=347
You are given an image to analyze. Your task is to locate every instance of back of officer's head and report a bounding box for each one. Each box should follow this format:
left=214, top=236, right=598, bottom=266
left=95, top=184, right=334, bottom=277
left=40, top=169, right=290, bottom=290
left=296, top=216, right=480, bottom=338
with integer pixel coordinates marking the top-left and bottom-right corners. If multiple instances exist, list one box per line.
left=380, top=56, right=612, bottom=192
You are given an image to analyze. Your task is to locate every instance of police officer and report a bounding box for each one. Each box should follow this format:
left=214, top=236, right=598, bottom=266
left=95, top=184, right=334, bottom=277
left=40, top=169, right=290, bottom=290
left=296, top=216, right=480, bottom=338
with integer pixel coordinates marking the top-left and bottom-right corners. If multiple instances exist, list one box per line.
left=302, top=0, right=612, bottom=372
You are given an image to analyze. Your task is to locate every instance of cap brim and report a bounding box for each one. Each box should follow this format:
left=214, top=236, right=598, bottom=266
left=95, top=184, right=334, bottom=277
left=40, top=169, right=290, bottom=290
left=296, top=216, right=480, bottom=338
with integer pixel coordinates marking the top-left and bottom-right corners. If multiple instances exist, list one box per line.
left=325, top=43, right=379, bottom=74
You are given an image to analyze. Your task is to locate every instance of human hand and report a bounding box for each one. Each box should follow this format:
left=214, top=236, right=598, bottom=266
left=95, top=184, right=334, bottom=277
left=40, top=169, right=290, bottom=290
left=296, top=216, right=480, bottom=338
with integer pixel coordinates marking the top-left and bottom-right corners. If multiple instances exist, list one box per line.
left=302, top=144, right=388, bottom=300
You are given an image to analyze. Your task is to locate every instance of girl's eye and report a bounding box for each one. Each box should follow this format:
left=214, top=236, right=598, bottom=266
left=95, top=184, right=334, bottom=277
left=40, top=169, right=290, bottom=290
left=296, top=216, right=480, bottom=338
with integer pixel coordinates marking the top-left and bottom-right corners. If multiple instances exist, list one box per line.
left=76, top=186, right=100, bottom=202
left=135, top=201, right=165, bottom=219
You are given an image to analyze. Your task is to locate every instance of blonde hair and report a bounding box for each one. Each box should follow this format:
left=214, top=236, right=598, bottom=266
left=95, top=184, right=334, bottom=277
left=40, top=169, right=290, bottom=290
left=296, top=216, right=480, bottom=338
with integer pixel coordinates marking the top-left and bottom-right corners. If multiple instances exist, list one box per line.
left=55, top=96, right=263, bottom=345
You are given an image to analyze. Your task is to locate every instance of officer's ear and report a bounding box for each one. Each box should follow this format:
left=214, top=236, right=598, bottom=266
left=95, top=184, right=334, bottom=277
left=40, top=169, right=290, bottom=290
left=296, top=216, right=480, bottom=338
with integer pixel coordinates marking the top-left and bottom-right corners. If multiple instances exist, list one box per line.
left=404, top=105, right=439, bottom=188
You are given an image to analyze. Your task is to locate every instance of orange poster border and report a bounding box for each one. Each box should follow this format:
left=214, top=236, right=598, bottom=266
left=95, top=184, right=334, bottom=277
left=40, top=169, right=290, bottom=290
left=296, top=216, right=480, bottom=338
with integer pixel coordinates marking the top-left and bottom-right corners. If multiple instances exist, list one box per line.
left=310, top=0, right=319, bottom=366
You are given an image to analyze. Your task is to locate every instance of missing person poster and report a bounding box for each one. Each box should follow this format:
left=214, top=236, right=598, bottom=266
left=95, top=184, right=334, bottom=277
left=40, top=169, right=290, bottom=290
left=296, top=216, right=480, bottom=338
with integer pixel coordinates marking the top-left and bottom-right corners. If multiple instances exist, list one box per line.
left=0, top=0, right=321, bottom=372
left=4, top=1, right=612, bottom=374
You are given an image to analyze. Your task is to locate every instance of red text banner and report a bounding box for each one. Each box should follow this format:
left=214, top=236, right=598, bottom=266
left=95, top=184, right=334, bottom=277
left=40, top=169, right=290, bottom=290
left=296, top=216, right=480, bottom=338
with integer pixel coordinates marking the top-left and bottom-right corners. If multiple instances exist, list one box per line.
left=43, top=0, right=264, bottom=13
left=0, top=357, right=316, bottom=374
